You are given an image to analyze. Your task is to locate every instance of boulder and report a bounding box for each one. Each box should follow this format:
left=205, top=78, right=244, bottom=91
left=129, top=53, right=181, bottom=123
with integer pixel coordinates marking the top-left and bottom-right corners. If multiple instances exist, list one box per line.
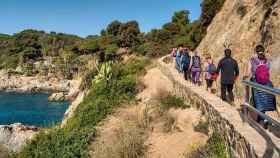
left=48, top=92, right=66, bottom=102
left=0, top=123, right=38, bottom=152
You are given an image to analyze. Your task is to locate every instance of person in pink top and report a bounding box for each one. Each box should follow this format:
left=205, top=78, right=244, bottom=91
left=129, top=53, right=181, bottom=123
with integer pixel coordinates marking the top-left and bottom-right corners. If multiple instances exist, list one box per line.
left=204, top=55, right=217, bottom=93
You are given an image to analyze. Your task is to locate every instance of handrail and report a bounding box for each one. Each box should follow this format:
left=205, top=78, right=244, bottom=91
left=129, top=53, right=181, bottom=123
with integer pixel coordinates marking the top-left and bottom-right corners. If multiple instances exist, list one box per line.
left=242, top=103, right=280, bottom=128
left=242, top=80, right=280, bottom=96
left=242, top=80, right=280, bottom=132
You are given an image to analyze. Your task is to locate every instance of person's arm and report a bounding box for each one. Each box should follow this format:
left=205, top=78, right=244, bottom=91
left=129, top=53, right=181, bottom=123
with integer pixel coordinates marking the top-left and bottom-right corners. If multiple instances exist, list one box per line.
left=235, top=60, right=240, bottom=79
left=188, top=56, right=192, bottom=70
left=243, top=60, right=251, bottom=80
left=216, top=59, right=222, bottom=74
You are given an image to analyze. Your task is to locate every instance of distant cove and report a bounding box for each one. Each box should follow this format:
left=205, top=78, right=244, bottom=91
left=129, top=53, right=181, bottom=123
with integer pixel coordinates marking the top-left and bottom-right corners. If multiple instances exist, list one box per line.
left=0, top=92, right=69, bottom=127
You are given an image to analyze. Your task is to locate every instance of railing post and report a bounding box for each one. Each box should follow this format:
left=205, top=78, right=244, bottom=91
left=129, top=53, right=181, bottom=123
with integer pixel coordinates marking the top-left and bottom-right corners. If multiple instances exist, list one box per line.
left=242, top=80, right=280, bottom=137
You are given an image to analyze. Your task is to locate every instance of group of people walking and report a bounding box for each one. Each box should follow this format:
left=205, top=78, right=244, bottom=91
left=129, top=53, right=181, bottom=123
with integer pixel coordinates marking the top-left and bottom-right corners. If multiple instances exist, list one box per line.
left=171, top=44, right=277, bottom=127
left=173, top=44, right=203, bottom=85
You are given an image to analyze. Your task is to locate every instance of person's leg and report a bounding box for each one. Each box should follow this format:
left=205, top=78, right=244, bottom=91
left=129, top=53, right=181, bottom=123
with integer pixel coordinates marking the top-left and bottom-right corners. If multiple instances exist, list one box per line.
left=197, top=71, right=201, bottom=86
left=183, top=67, right=188, bottom=80
left=221, top=84, right=227, bottom=101
left=193, top=71, right=197, bottom=84
left=227, top=84, right=234, bottom=102
left=176, top=58, right=180, bottom=72
left=192, top=71, right=196, bottom=84
left=206, top=79, right=210, bottom=90
left=209, top=80, right=214, bottom=88
left=188, top=70, right=192, bottom=81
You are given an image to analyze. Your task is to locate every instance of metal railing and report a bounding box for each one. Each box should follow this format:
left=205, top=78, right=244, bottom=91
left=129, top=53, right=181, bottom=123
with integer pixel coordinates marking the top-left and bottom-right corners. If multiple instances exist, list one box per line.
left=241, top=80, right=280, bottom=135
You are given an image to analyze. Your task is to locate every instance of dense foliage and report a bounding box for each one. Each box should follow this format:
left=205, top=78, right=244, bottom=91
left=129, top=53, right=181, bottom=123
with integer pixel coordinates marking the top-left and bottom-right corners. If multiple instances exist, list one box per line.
left=0, top=0, right=226, bottom=73
left=15, top=58, right=148, bottom=158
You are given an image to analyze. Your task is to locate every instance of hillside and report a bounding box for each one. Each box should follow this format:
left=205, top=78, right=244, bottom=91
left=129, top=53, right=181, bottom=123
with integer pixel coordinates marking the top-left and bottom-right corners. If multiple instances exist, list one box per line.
left=197, top=0, right=280, bottom=84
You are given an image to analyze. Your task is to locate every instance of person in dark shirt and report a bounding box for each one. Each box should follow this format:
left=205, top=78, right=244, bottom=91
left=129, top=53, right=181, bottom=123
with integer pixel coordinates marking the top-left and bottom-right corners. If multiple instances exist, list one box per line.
left=217, top=48, right=239, bottom=103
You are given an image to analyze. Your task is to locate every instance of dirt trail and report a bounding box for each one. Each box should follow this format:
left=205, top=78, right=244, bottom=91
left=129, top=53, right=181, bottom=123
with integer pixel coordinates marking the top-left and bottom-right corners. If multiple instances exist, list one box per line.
left=88, top=67, right=207, bottom=158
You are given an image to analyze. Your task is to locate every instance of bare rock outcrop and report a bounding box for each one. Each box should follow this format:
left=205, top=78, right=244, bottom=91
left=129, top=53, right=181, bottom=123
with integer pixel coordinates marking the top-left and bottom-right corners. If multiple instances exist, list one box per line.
left=48, top=92, right=66, bottom=102
left=0, top=123, right=39, bottom=152
left=196, top=0, right=280, bottom=84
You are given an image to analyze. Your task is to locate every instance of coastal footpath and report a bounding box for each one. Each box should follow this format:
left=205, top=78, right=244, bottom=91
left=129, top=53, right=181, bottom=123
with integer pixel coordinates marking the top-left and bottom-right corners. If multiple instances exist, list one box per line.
left=159, top=56, right=280, bottom=158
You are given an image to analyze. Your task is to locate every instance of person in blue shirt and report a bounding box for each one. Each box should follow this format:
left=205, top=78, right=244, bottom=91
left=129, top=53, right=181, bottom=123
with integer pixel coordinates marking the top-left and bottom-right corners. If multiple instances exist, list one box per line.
left=175, top=44, right=184, bottom=73
left=180, top=48, right=191, bottom=81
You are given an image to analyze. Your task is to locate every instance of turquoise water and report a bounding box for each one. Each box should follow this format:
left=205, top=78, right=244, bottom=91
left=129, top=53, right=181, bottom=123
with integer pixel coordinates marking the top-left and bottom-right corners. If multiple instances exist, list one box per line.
left=0, top=92, right=70, bottom=127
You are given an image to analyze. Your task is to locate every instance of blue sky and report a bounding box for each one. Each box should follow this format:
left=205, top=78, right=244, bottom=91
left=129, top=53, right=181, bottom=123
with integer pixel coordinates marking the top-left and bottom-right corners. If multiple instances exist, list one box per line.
left=0, top=0, right=202, bottom=37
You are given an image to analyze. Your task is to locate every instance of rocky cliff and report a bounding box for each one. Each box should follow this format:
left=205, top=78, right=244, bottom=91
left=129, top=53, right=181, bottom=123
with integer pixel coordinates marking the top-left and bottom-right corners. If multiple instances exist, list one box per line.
left=196, top=0, right=280, bottom=82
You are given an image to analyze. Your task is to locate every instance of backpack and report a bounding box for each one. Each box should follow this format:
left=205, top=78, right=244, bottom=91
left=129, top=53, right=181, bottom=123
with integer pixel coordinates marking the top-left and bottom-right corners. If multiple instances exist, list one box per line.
left=181, top=53, right=190, bottom=66
left=208, top=63, right=217, bottom=75
left=192, top=56, right=201, bottom=68
left=255, top=60, right=270, bottom=84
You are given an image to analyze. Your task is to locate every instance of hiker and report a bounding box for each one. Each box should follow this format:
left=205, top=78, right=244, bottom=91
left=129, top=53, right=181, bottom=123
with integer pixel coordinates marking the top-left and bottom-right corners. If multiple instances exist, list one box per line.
left=243, top=44, right=276, bottom=123
left=180, top=48, right=191, bottom=81
left=190, top=51, right=202, bottom=85
left=204, top=55, right=218, bottom=93
left=175, top=44, right=184, bottom=73
left=217, top=48, right=239, bottom=103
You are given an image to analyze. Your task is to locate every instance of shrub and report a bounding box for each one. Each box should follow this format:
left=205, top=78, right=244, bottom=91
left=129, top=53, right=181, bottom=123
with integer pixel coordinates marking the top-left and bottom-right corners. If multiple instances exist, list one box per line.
left=263, top=0, right=277, bottom=9
left=186, top=132, right=229, bottom=158
left=133, top=43, right=151, bottom=56
left=193, top=119, right=209, bottom=135
left=160, top=95, right=189, bottom=109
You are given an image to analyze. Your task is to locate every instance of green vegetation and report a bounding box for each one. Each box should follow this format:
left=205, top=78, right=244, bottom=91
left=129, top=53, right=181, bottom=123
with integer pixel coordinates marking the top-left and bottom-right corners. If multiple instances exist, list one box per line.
left=186, top=132, right=229, bottom=158
left=263, top=0, right=277, bottom=9
left=160, top=95, right=189, bottom=109
left=14, top=58, right=148, bottom=158
left=193, top=119, right=209, bottom=135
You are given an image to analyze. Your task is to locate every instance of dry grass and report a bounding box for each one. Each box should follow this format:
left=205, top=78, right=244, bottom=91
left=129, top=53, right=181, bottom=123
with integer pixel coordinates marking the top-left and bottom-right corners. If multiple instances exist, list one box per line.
left=91, top=126, right=147, bottom=158
left=90, top=105, right=151, bottom=158
left=0, top=145, right=9, bottom=158
left=162, top=112, right=176, bottom=133
left=153, top=87, right=170, bottom=104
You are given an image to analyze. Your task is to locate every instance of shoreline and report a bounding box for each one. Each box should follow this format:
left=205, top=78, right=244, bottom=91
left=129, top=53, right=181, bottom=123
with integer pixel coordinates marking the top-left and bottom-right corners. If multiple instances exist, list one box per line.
left=0, top=72, right=83, bottom=152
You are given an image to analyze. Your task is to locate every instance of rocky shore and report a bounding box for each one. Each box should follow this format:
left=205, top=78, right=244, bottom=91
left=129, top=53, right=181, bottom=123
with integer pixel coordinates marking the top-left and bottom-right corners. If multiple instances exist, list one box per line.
left=0, top=123, right=39, bottom=152
left=0, top=71, right=81, bottom=101
left=0, top=71, right=69, bottom=93
left=0, top=71, right=83, bottom=152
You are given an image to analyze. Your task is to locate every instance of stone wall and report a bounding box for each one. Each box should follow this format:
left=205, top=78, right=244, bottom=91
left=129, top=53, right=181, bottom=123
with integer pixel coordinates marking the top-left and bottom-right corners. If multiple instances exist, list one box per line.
left=158, top=56, right=280, bottom=158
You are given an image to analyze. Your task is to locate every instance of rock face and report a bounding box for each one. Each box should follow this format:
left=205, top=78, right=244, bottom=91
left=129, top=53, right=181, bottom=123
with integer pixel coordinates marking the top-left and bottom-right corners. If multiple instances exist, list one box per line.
left=0, top=123, right=39, bottom=152
left=196, top=0, right=280, bottom=84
